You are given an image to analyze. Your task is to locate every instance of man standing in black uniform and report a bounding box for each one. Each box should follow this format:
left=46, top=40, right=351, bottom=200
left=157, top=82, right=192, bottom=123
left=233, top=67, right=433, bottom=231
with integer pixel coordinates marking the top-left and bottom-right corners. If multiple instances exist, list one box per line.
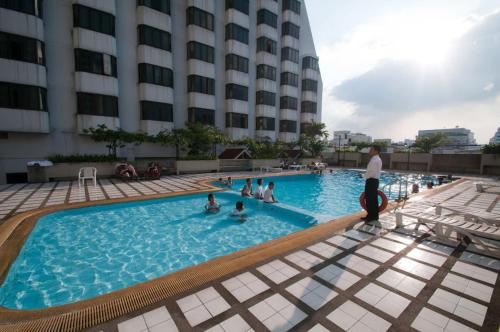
left=362, top=145, right=382, bottom=222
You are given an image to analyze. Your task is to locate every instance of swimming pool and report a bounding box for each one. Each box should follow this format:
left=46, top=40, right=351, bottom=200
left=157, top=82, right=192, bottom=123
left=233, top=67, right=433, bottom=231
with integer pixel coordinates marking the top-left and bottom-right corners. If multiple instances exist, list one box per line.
left=219, top=169, right=436, bottom=218
left=0, top=192, right=314, bottom=309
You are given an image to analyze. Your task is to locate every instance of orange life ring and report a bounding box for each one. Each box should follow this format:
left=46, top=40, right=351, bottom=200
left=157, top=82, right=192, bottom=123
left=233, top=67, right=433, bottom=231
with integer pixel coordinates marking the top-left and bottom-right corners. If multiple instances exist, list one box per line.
left=359, top=190, right=388, bottom=212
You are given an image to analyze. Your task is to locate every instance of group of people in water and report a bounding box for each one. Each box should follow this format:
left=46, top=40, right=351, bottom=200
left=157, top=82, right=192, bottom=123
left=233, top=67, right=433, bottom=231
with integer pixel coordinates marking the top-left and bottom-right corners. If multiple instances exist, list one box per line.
left=205, top=177, right=279, bottom=222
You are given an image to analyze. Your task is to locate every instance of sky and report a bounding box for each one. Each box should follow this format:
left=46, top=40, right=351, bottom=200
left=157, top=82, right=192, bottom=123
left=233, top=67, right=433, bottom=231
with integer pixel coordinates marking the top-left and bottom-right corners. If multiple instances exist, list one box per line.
left=304, top=0, right=500, bottom=143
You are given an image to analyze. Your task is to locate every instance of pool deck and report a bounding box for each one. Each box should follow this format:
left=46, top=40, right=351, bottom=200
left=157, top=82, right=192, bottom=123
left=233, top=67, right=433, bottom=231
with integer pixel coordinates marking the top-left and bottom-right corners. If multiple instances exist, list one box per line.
left=0, top=171, right=499, bottom=332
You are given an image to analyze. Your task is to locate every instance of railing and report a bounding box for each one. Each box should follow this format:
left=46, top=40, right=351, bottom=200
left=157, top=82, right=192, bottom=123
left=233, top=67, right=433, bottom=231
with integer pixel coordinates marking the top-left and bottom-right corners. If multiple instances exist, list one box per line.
left=382, top=177, right=409, bottom=201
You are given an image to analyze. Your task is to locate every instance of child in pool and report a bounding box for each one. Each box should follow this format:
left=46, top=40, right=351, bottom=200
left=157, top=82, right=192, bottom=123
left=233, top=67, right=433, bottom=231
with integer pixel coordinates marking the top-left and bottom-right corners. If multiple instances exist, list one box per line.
left=205, top=193, right=220, bottom=213
left=226, top=176, right=233, bottom=187
left=241, top=178, right=253, bottom=197
left=231, top=201, right=247, bottom=222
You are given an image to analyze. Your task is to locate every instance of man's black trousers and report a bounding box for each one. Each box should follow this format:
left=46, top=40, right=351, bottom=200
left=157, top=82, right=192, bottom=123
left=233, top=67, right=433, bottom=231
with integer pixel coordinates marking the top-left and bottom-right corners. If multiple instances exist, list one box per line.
left=365, top=178, right=379, bottom=220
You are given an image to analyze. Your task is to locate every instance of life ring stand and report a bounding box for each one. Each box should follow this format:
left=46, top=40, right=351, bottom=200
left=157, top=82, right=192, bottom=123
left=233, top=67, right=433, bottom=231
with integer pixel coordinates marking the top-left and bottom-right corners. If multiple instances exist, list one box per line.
left=359, top=190, right=389, bottom=212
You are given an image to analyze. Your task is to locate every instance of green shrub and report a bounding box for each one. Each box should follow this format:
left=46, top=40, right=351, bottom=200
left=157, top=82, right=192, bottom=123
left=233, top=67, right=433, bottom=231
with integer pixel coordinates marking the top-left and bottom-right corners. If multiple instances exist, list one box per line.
left=481, top=144, right=500, bottom=154
left=48, top=154, right=119, bottom=163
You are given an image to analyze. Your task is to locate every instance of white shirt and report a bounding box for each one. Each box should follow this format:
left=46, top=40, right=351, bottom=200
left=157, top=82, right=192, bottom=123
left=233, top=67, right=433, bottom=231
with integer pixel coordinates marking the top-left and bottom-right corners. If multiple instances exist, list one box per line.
left=254, top=185, right=264, bottom=199
left=363, top=155, right=382, bottom=179
left=263, top=187, right=274, bottom=203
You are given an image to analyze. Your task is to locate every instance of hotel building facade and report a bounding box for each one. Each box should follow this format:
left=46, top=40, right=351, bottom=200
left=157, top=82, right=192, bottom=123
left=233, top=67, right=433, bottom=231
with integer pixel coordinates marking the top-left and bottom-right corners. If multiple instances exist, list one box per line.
left=0, top=0, right=322, bottom=184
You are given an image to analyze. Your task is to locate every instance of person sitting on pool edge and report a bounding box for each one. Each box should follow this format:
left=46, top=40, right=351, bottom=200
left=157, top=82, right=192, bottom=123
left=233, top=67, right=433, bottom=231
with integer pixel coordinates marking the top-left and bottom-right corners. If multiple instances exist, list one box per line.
left=231, top=201, right=247, bottom=222
left=263, top=182, right=278, bottom=203
left=254, top=178, right=264, bottom=199
left=205, top=193, right=221, bottom=213
left=241, top=178, right=253, bottom=197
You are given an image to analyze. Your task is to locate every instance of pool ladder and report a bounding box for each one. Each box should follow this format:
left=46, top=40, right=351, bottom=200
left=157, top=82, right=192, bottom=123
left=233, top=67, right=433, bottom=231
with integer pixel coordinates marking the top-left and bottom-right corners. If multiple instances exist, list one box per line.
left=382, top=177, right=409, bottom=203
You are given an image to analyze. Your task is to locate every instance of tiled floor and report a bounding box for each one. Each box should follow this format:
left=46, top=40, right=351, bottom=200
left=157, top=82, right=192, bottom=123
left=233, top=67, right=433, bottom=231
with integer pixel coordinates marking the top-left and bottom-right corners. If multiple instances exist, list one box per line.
left=2, top=176, right=499, bottom=332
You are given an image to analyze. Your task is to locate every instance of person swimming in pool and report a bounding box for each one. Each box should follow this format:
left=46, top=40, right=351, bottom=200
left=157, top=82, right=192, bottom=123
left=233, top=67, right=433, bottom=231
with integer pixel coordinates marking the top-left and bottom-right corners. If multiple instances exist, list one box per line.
left=231, top=201, right=247, bottom=222
left=263, top=182, right=278, bottom=203
left=205, top=193, right=220, bottom=213
left=226, top=176, right=233, bottom=187
left=254, top=178, right=264, bottom=200
left=241, top=178, right=253, bottom=197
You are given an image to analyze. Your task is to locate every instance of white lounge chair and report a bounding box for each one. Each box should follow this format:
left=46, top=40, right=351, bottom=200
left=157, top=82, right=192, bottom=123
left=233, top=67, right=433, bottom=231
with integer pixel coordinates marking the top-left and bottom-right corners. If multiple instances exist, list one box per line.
left=435, top=204, right=500, bottom=226
left=395, top=209, right=500, bottom=256
left=475, top=181, right=500, bottom=193
left=78, top=167, right=97, bottom=187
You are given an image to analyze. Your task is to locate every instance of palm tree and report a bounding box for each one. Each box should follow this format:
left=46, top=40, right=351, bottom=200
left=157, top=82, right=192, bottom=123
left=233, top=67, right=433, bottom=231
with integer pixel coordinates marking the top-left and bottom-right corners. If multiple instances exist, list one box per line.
left=156, top=128, right=189, bottom=160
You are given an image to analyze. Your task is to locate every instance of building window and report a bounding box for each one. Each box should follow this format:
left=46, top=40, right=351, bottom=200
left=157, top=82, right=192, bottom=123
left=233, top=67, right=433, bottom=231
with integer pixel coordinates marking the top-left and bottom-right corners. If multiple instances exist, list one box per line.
left=226, top=112, right=248, bottom=128
left=301, top=101, right=317, bottom=113
left=187, top=75, right=215, bottom=95
left=302, top=79, right=318, bottom=92
left=301, top=122, right=313, bottom=133
left=225, top=54, right=248, bottom=73
left=188, top=107, right=215, bottom=125
left=283, top=0, right=300, bottom=15
left=225, top=23, right=249, bottom=44
left=256, top=91, right=275, bottom=106
left=186, top=6, right=214, bottom=31
left=226, top=84, right=248, bottom=101
left=137, top=0, right=170, bottom=15
left=303, top=56, right=319, bottom=71
left=73, top=4, right=115, bottom=36
left=187, top=41, right=214, bottom=63
left=0, top=82, right=47, bottom=111
left=75, top=48, right=117, bottom=77
left=280, top=120, right=297, bottom=133
left=257, top=9, right=277, bottom=28
left=282, top=21, right=300, bottom=39
left=138, top=25, right=171, bottom=52
left=0, top=0, right=43, bottom=18
left=256, top=116, right=275, bottom=131
left=281, top=47, right=299, bottom=63
left=280, top=72, right=298, bottom=87
left=256, top=36, right=277, bottom=54
left=77, top=92, right=118, bottom=117
left=138, top=63, right=173, bottom=87
left=280, top=96, right=298, bottom=110
left=141, top=100, right=173, bottom=122
left=0, top=31, right=44, bottom=65
left=256, top=64, right=276, bottom=81
left=225, top=0, right=248, bottom=15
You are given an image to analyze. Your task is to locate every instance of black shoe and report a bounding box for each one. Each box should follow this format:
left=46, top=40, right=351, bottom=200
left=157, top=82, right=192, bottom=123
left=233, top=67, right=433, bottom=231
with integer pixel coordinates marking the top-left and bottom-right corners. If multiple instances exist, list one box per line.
left=361, top=216, right=369, bottom=221
left=364, top=218, right=379, bottom=223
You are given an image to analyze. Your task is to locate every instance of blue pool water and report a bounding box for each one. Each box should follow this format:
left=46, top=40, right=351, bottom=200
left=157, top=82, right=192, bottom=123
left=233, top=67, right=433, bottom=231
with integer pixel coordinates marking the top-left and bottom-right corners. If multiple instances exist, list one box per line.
left=0, top=192, right=314, bottom=309
left=219, top=169, right=436, bottom=218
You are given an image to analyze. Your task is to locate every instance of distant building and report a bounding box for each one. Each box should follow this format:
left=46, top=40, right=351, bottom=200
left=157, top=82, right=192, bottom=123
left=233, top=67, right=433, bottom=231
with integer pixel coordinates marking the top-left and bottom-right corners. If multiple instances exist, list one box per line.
left=417, top=127, right=476, bottom=146
left=332, top=131, right=372, bottom=147
left=404, top=139, right=415, bottom=146
left=373, top=138, right=392, bottom=146
left=490, top=127, right=500, bottom=144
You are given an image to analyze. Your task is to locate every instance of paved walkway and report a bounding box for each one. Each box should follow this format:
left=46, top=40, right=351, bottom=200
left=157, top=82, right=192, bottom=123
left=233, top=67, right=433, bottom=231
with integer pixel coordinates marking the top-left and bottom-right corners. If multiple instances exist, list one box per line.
left=1, top=175, right=499, bottom=331
left=85, top=179, right=499, bottom=332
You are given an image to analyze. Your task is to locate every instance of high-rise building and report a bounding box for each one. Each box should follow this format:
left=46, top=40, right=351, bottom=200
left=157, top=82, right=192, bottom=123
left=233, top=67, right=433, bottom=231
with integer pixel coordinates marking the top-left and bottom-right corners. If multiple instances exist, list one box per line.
left=417, top=127, right=476, bottom=146
left=332, top=131, right=372, bottom=147
left=0, top=0, right=322, bottom=183
left=490, top=127, right=500, bottom=144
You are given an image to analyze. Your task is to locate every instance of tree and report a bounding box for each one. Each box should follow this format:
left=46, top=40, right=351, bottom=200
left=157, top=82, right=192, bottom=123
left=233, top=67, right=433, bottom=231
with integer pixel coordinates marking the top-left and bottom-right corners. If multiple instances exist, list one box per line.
left=156, top=128, right=189, bottom=160
left=413, top=133, right=449, bottom=153
left=184, top=122, right=229, bottom=157
left=235, top=137, right=287, bottom=159
left=481, top=143, right=500, bottom=154
left=295, top=122, right=329, bottom=157
left=83, top=124, right=148, bottom=157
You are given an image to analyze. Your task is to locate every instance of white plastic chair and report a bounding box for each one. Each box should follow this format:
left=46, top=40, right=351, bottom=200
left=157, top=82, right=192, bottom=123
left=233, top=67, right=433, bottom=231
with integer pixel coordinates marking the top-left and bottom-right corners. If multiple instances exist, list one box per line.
left=78, top=167, right=97, bottom=187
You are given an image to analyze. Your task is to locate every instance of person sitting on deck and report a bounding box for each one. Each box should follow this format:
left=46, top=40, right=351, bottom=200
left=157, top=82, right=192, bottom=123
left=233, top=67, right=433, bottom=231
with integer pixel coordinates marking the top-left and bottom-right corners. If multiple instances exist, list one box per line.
left=263, top=182, right=278, bottom=203
left=254, top=178, right=264, bottom=200
left=205, top=193, right=220, bottom=213
left=231, top=201, right=247, bottom=222
left=120, top=163, right=138, bottom=178
left=241, top=178, right=253, bottom=197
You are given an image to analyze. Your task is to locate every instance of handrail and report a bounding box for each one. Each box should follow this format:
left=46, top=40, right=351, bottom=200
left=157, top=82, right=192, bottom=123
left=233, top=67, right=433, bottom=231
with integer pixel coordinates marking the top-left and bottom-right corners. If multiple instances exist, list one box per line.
left=382, top=177, right=408, bottom=201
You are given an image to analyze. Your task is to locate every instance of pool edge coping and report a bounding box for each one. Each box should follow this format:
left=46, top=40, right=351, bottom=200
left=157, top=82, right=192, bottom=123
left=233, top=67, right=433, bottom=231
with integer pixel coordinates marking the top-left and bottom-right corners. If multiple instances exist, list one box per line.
left=0, top=175, right=465, bottom=331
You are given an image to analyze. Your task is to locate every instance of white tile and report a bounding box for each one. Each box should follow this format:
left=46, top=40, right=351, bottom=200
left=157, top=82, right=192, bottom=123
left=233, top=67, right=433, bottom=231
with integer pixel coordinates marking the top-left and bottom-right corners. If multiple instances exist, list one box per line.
left=117, top=316, right=147, bottom=332
left=460, top=251, right=500, bottom=270
left=315, top=264, right=361, bottom=290
left=307, top=241, right=344, bottom=259
left=143, top=306, right=171, bottom=328
left=205, top=296, right=231, bottom=316
left=337, top=254, right=379, bottom=275
left=285, top=250, right=324, bottom=270
left=412, top=307, right=478, bottom=332
left=176, top=294, right=202, bottom=313
left=149, top=319, right=179, bottom=332
left=184, top=305, right=212, bottom=327
left=441, top=273, right=493, bottom=303
left=207, top=314, right=253, bottom=332
left=286, top=277, right=337, bottom=310
left=262, top=313, right=292, bottom=332
left=451, top=261, right=497, bottom=284
left=418, top=240, right=455, bottom=255
left=344, top=229, right=373, bottom=241
left=355, top=245, right=395, bottom=263
left=249, top=301, right=275, bottom=321
left=428, top=288, right=487, bottom=326
left=307, top=324, right=330, bottom=332
left=327, top=300, right=391, bottom=332
left=197, top=287, right=220, bottom=303
left=372, top=237, right=408, bottom=253
left=394, top=257, right=438, bottom=280
left=249, top=294, right=306, bottom=331
left=326, top=235, right=360, bottom=249
left=383, top=232, right=415, bottom=245
left=257, top=260, right=300, bottom=284
left=178, top=287, right=230, bottom=326
left=222, top=272, right=269, bottom=303
left=407, top=248, right=447, bottom=267
left=355, top=283, right=410, bottom=318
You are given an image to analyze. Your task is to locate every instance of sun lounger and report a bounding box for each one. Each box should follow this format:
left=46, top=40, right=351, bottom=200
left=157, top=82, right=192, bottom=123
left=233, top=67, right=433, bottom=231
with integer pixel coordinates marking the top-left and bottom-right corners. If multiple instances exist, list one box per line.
left=435, top=204, right=500, bottom=226
left=395, top=209, right=500, bottom=256
left=475, top=181, right=500, bottom=193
